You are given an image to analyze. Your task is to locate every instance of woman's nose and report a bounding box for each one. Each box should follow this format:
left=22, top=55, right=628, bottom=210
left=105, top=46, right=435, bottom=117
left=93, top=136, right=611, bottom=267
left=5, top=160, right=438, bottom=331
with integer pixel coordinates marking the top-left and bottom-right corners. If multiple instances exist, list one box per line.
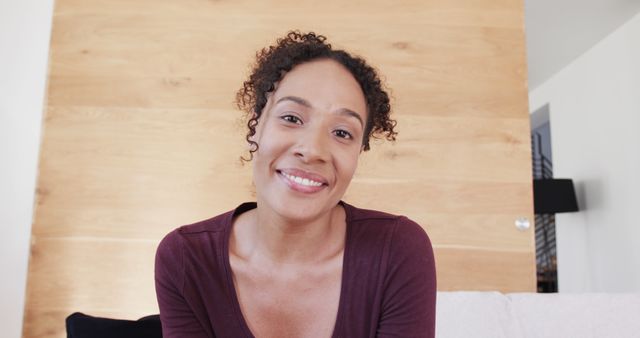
left=294, top=124, right=330, bottom=163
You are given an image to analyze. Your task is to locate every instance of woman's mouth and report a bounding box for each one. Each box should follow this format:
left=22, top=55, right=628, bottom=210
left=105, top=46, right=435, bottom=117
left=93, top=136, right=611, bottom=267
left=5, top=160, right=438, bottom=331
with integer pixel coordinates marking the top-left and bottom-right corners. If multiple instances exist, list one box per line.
left=276, top=169, right=328, bottom=193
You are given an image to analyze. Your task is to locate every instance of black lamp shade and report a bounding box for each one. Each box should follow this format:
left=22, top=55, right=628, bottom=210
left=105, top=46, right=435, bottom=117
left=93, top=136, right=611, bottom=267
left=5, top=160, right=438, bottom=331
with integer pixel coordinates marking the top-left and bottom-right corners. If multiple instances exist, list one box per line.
left=533, top=179, right=579, bottom=214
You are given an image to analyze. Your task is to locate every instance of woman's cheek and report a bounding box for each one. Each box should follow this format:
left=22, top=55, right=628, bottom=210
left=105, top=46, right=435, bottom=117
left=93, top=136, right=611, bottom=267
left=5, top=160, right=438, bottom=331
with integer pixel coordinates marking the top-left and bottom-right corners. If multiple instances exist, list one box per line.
left=339, top=150, right=360, bottom=180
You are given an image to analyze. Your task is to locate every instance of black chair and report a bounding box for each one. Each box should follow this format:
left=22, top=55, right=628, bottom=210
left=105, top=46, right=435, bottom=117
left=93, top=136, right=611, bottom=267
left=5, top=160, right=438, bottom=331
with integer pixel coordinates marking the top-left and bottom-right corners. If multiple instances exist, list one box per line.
left=66, top=312, right=162, bottom=338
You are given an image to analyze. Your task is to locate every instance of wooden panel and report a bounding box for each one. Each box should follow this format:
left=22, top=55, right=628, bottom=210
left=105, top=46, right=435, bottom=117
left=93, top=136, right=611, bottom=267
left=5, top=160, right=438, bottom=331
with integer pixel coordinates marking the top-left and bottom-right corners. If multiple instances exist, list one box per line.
left=23, top=238, right=158, bottom=338
left=25, top=0, right=534, bottom=337
left=435, top=247, right=536, bottom=292
left=357, top=115, right=533, bottom=182
left=33, top=106, right=252, bottom=239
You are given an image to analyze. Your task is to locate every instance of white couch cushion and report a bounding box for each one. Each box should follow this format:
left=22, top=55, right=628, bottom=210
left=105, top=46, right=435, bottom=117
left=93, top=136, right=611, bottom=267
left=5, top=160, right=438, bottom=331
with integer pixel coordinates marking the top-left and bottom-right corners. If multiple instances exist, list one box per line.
left=508, top=293, right=640, bottom=338
left=436, top=291, right=524, bottom=338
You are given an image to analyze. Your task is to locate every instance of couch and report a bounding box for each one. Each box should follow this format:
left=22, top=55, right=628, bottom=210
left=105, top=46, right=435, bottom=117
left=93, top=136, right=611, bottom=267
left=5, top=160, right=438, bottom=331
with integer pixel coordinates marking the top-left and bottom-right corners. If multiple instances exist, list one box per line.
left=66, top=292, right=640, bottom=337
left=436, top=292, right=640, bottom=338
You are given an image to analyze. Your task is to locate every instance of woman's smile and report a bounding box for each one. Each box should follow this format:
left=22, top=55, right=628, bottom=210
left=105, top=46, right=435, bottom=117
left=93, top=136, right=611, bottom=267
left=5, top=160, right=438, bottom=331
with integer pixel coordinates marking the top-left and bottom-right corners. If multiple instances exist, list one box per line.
left=276, top=168, right=329, bottom=194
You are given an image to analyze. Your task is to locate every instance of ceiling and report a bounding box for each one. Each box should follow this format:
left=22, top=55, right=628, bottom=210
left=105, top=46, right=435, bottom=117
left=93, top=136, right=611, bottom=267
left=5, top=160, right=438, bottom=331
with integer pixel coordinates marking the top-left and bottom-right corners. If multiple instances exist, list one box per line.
left=524, top=0, right=640, bottom=90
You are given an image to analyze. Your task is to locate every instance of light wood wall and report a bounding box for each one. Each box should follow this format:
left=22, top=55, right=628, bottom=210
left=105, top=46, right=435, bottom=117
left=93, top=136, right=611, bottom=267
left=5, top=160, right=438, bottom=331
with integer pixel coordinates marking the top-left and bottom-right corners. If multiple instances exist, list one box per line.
left=24, top=0, right=535, bottom=337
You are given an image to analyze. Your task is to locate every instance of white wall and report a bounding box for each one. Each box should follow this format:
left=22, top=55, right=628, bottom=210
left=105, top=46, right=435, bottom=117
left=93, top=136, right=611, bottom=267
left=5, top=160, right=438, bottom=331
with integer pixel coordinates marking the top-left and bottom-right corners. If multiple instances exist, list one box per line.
left=524, top=0, right=640, bottom=90
left=529, top=11, right=640, bottom=292
left=0, top=1, right=55, bottom=337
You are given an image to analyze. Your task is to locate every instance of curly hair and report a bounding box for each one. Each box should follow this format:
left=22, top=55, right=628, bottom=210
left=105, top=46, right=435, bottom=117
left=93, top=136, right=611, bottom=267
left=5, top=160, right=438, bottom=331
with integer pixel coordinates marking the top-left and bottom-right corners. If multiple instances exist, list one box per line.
left=236, top=30, right=397, bottom=162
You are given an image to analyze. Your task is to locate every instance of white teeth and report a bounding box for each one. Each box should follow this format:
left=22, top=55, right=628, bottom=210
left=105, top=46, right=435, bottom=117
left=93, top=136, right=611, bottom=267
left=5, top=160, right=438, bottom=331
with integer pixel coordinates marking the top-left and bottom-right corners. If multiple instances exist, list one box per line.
left=282, top=172, right=323, bottom=187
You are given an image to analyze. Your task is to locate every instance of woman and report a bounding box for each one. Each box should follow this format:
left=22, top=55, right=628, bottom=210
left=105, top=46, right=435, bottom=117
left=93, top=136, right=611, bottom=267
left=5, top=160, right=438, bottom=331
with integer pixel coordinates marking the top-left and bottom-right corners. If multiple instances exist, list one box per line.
left=155, top=31, right=436, bottom=338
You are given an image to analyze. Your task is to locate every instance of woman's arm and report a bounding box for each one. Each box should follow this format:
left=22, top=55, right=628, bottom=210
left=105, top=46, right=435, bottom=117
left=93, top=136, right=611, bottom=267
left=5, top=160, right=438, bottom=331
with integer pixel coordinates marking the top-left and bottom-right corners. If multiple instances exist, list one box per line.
left=377, top=217, right=437, bottom=338
left=155, top=230, right=212, bottom=338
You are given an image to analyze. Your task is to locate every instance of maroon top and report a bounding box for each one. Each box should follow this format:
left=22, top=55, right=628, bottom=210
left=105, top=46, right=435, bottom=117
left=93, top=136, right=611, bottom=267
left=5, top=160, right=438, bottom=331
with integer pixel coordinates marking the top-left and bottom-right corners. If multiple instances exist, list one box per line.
left=155, top=201, right=436, bottom=338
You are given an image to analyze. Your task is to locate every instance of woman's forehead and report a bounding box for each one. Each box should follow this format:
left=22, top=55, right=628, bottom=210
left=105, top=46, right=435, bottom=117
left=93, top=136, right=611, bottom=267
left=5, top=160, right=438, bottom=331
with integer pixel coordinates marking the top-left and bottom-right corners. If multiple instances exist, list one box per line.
left=270, top=59, right=367, bottom=118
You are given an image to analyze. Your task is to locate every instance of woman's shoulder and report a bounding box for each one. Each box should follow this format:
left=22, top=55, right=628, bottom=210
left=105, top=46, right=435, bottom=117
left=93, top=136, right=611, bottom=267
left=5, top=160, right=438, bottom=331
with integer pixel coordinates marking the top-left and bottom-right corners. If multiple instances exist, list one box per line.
left=165, top=202, right=256, bottom=236
left=343, top=201, right=433, bottom=262
left=344, top=202, right=429, bottom=238
left=343, top=201, right=402, bottom=222
left=342, top=202, right=436, bottom=312
left=156, top=202, right=256, bottom=254
left=174, top=212, right=231, bottom=236
left=155, top=211, right=229, bottom=259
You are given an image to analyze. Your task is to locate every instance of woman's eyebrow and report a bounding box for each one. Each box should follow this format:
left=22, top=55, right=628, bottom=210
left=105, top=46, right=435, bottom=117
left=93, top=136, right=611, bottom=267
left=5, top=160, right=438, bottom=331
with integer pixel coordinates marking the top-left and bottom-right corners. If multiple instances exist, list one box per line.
left=336, top=108, right=364, bottom=128
left=276, top=95, right=364, bottom=127
left=276, top=95, right=312, bottom=108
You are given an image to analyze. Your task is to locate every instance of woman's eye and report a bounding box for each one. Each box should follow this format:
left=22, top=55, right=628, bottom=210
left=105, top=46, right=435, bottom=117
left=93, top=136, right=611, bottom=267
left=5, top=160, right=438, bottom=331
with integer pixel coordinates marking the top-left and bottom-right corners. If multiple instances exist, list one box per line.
left=281, top=115, right=302, bottom=125
left=334, top=129, right=353, bottom=140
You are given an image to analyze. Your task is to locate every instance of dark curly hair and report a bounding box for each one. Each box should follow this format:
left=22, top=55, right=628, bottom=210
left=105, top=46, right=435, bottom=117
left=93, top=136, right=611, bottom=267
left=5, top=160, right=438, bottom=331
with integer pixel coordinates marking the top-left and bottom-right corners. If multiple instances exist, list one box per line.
left=236, top=30, right=397, bottom=162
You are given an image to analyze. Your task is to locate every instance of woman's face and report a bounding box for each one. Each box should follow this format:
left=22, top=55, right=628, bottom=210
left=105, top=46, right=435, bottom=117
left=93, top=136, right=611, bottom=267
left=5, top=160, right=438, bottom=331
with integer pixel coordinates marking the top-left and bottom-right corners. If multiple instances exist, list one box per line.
left=251, top=58, right=367, bottom=222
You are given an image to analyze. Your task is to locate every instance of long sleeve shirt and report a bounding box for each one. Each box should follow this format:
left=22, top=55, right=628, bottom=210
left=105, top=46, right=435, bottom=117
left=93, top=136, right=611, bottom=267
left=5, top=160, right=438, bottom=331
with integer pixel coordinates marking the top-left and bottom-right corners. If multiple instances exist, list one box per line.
left=155, top=201, right=437, bottom=338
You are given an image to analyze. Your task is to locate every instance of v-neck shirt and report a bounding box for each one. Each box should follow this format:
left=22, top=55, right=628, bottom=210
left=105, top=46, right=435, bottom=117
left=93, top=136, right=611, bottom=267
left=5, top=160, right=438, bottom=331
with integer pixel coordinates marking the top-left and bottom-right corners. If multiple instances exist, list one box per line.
left=155, top=201, right=436, bottom=338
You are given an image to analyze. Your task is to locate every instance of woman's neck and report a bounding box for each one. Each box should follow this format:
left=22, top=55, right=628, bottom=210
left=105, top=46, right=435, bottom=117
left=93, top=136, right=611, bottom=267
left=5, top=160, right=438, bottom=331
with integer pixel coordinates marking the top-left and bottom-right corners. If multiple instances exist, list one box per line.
left=232, top=202, right=346, bottom=265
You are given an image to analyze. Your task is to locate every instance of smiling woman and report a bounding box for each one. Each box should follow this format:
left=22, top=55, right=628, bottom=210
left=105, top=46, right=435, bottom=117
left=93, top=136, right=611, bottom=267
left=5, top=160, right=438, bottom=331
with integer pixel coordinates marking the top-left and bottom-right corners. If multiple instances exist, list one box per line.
left=154, top=31, right=437, bottom=338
